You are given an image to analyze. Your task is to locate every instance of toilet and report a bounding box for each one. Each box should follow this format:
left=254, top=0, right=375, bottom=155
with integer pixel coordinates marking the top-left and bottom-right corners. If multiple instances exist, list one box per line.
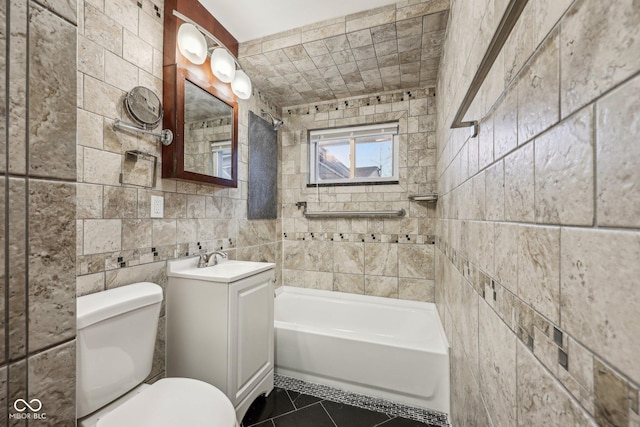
left=76, top=282, right=239, bottom=427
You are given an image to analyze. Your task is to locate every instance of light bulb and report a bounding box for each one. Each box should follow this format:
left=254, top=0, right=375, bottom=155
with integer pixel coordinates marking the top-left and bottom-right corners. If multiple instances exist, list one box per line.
left=210, top=48, right=236, bottom=83
left=177, top=23, right=207, bottom=65
left=231, top=70, right=252, bottom=100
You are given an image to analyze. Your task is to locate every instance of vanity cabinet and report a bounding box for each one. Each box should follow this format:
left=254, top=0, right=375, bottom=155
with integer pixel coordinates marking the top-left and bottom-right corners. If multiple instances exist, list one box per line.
left=166, top=258, right=275, bottom=421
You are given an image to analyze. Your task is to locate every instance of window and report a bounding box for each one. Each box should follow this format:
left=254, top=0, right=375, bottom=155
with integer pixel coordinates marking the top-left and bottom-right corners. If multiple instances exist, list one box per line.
left=210, top=141, right=232, bottom=179
left=308, top=122, right=399, bottom=186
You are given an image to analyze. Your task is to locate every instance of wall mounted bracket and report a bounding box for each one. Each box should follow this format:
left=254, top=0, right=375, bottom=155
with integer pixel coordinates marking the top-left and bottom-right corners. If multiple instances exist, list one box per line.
left=409, top=194, right=439, bottom=202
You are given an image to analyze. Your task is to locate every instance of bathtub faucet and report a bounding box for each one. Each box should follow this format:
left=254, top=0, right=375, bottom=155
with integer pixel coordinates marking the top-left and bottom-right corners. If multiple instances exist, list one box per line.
left=197, top=250, right=228, bottom=268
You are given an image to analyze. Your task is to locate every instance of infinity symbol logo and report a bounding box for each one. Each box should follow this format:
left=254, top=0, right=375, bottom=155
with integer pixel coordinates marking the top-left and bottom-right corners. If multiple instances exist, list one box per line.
left=13, top=399, right=43, bottom=412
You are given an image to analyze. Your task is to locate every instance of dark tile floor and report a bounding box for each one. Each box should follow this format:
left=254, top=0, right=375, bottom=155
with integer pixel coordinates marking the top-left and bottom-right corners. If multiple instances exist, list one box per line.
left=241, top=388, right=441, bottom=427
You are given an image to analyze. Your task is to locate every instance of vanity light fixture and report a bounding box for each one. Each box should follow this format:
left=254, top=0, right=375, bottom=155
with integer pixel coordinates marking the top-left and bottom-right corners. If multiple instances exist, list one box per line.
left=175, top=13, right=253, bottom=100
left=210, top=48, right=236, bottom=83
left=231, top=70, right=252, bottom=100
left=232, top=72, right=252, bottom=100
left=177, top=22, right=207, bottom=65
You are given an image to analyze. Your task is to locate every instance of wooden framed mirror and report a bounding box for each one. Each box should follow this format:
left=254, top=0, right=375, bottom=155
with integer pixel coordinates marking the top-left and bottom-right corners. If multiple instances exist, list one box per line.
left=163, top=0, right=239, bottom=187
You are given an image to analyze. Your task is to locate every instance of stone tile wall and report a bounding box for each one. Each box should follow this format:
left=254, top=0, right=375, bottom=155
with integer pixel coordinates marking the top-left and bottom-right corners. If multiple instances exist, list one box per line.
left=436, top=0, right=640, bottom=425
left=238, top=0, right=449, bottom=106
left=77, top=0, right=281, bottom=388
left=279, top=88, right=438, bottom=302
left=1, top=0, right=77, bottom=425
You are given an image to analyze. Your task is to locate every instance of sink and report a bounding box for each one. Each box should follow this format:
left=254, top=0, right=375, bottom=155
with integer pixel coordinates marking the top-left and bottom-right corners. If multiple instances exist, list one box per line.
left=167, top=256, right=275, bottom=283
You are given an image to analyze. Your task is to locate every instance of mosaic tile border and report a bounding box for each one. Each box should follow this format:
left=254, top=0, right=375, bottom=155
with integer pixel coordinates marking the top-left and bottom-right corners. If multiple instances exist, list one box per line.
left=187, top=117, right=234, bottom=130
left=284, top=87, right=436, bottom=116
left=136, top=0, right=163, bottom=22
left=76, top=239, right=238, bottom=275
left=282, top=231, right=436, bottom=245
left=436, top=236, right=640, bottom=426
left=274, top=374, right=450, bottom=427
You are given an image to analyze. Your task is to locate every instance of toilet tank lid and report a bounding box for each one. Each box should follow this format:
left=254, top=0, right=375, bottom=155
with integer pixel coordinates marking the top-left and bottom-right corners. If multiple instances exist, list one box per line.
left=77, top=282, right=163, bottom=330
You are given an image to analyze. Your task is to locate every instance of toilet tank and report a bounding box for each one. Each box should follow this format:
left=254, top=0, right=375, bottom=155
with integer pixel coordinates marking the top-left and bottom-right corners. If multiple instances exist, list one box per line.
left=76, top=282, right=163, bottom=418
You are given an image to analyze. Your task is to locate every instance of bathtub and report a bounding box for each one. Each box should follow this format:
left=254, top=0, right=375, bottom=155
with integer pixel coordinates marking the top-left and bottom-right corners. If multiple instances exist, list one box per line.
left=274, top=286, right=450, bottom=414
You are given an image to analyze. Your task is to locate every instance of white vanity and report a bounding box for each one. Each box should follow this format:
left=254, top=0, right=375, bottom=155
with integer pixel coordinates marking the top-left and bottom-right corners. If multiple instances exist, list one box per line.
left=166, top=257, right=275, bottom=421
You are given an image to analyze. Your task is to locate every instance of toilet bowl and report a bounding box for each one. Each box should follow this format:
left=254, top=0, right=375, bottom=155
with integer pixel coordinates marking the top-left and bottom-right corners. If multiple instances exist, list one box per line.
left=78, top=378, right=238, bottom=427
left=76, top=283, right=239, bottom=427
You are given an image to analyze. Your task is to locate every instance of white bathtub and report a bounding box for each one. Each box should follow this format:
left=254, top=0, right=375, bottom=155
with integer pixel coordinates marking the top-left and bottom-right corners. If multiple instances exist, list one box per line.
left=274, top=286, right=450, bottom=414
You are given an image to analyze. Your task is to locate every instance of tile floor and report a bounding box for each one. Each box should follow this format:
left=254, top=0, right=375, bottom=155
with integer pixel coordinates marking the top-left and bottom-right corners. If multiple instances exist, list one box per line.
left=241, top=388, right=443, bottom=427
left=273, top=375, right=449, bottom=426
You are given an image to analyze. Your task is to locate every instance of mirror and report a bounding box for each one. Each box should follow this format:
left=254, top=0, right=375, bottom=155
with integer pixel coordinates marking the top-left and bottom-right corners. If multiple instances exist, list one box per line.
left=183, top=80, right=233, bottom=179
left=125, top=86, right=163, bottom=128
left=162, top=64, right=239, bottom=186
left=162, top=0, right=240, bottom=187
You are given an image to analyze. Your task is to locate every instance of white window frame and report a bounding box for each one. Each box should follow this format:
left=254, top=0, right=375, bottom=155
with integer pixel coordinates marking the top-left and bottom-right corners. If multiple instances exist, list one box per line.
left=210, top=140, right=232, bottom=179
left=308, top=122, right=400, bottom=186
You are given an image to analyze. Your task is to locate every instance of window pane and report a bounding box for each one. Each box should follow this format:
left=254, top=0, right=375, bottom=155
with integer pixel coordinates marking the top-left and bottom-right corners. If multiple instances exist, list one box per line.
left=211, top=141, right=232, bottom=179
left=317, top=140, right=351, bottom=180
left=355, top=136, right=393, bottom=178
left=308, top=122, right=399, bottom=185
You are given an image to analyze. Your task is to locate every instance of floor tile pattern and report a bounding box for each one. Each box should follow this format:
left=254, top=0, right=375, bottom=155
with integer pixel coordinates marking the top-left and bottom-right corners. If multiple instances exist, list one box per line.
left=240, top=375, right=450, bottom=427
left=242, top=387, right=444, bottom=427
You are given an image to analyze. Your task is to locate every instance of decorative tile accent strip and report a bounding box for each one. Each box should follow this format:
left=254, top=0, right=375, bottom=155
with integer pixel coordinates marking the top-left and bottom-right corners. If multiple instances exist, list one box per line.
left=558, top=348, right=569, bottom=370
left=138, top=0, right=163, bottom=22
left=553, top=327, right=563, bottom=347
left=77, top=238, right=239, bottom=275
left=436, top=239, right=639, bottom=426
left=274, top=374, right=450, bottom=427
left=282, top=231, right=436, bottom=245
left=284, top=88, right=436, bottom=115
left=187, top=117, right=234, bottom=130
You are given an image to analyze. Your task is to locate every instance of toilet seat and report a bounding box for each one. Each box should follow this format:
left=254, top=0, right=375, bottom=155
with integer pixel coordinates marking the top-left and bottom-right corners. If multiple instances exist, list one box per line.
left=96, top=378, right=238, bottom=427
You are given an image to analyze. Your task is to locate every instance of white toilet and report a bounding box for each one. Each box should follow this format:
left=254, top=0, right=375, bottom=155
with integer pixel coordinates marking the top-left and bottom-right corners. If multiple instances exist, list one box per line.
left=76, top=282, right=239, bottom=427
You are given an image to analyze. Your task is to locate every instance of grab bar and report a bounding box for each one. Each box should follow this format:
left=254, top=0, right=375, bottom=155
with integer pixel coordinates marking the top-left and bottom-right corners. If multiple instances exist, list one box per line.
left=303, top=209, right=405, bottom=219
left=450, top=0, right=529, bottom=136
left=295, top=202, right=405, bottom=219
left=114, top=119, right=174, bottom=146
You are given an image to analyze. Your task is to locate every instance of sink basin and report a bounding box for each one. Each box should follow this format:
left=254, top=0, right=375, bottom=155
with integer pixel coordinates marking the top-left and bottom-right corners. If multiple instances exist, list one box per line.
left=167, top=257, right=275, bottom=283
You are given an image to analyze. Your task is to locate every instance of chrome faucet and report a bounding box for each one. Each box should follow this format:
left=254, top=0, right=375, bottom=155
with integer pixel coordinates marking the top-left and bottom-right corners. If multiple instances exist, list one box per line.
left=197, top=250, right=228, bottom=268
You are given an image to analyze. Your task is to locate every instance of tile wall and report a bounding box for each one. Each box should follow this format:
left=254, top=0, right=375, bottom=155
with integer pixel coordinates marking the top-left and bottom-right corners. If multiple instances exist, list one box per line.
left=279, top=88, right=437, bottom=302
left=77, top=0, right=281, bottom=386
left=2, top=0, right=635, bottom=424
left=1, top=0, right=78, bottom=424
left=435, top=0, right=640, bottom=425
left=238, top=0, right=449, bottom=106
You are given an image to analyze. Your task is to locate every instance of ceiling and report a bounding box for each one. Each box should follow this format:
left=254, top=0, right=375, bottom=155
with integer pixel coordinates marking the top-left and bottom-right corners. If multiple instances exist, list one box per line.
left=204, top=0, right=450, bottom=108
left=199, top=0, right=400, bottom=43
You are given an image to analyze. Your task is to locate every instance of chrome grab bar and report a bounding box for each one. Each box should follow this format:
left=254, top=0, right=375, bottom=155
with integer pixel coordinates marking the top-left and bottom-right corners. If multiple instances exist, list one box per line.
left=114, top=119, right=173, bottom=146
left=450, top=0, right=529, bottom=137
left=302, top=209, right=406, bottom=219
